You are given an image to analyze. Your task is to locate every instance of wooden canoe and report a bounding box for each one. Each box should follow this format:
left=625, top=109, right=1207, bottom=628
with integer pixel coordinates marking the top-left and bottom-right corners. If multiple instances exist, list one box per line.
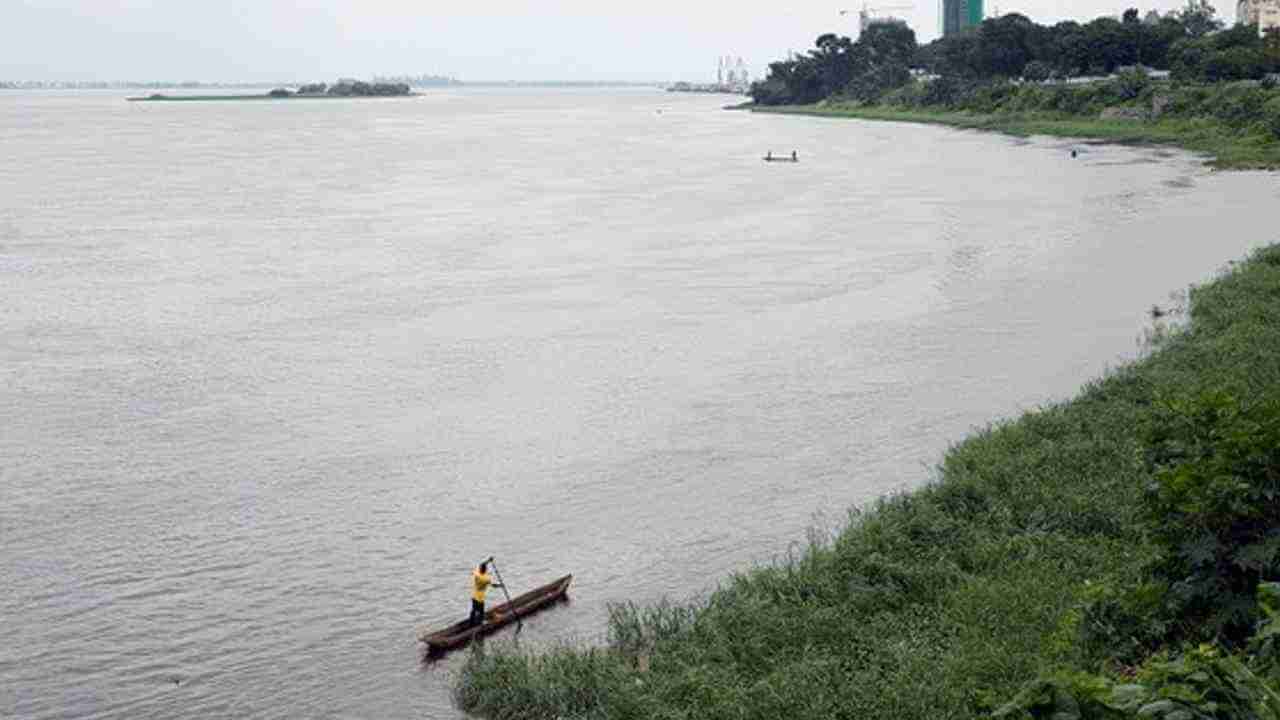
left=417, top=574, right=572, bottom=655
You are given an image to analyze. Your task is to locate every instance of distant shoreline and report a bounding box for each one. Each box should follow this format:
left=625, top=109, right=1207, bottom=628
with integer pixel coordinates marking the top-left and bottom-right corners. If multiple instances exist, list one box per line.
left=744, top=99, right=1280, bottom=171
left=126, top=93, right=420, bottom=102
left=128, top=80, right=418, bottom=103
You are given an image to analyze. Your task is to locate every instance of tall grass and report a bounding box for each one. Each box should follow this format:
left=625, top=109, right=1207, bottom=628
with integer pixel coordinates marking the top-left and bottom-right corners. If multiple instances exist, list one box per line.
left=456, top=246, right=1280, bottom=719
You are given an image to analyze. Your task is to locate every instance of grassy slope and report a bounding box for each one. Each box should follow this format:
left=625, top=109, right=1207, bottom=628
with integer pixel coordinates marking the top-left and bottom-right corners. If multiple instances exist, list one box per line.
left=455, top=246, right=1280, bottom=720
left=750, top=104, right=1280, bottom=170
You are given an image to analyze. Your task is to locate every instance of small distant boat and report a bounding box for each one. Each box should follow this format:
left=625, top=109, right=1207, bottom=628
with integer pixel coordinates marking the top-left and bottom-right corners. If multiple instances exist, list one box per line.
left=763, top=152, right=799, bottom=163
left=416, top=574, right=573, bottom=656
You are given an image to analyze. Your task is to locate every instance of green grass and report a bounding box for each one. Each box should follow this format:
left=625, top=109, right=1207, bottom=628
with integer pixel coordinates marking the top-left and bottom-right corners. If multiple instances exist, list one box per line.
left=750, top=103, right=1280, bottom=170
left=454, top=245, right=1280, bottom=719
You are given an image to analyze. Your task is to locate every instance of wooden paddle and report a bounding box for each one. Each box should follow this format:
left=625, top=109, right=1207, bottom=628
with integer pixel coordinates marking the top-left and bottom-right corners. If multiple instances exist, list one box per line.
left=488, top=557, right=523, bottom=635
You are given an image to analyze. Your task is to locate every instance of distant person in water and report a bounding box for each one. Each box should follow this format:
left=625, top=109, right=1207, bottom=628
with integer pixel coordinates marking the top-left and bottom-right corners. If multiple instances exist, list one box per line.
left=470, top=559, right=502, bottom=627
left=792, top=150, right=797, bottom=161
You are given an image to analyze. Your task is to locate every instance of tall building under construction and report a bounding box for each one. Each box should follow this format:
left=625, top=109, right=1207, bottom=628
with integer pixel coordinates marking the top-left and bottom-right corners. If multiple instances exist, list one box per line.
left=940, top=0, right=984, bottom=35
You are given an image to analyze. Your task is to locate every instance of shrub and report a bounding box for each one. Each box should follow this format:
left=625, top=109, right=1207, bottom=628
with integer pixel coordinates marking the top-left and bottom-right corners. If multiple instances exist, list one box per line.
left=1114, top=68, right=1151, bottom=101
left=750, top=77, right=795, bottom=106
left=993, top=643, right=1280, bottom=720
left=1139, top=390, right=1280, bottom=645
left=1076, top=579, right=1171, bottom=665
left=880, top=80, right=927, bottom=107
left=1264, top=96, right=1280, bottom=139
left=962, top=79, right=1017, bottom=113
left=1250, top=582, right=1280, bottom=677
left=1205, top=83, right=1270, bottom=126
left=920, top=75, right=971, bottom=107
left=996, top=584, right=1280, bottom=720
left=1162, top=85, right=1214, bottom=117
left=1205, top=47, right=1269, bottom=82
left=1044, top=86, right=1091, bottom=114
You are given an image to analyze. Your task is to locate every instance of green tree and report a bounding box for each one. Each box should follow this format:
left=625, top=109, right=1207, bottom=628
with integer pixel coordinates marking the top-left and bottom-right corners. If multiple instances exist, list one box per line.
left=973, top=13, right=1039, bottom=77
left=1083, top=17, right=1137, bottom=73
left=1264, top=27, right=1280, bottom=71
left=860, top=21, right=917, bottom=65
left=1176, top=0, right=1223, bottom=39
left=1022, top=59, right=1053, bottom=81
left=1141, top=17, right=1190, bottom=69
left=1052, top=21, right=1091, bottom=76
left=812, top=33, right=859, bottom=98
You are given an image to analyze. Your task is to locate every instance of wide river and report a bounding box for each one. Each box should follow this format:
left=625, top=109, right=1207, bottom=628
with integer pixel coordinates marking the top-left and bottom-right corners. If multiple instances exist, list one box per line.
left=2, top=87, right=1277, bottom=719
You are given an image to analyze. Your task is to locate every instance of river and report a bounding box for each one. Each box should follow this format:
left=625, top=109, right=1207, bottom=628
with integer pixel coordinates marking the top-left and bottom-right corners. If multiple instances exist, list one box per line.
left=2, top=87, right=1277, bottom=719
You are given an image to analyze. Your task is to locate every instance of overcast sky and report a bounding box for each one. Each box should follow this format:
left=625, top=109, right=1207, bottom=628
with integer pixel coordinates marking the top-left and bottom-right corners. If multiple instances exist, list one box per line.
left=1, top=0, right=1231, bottom=83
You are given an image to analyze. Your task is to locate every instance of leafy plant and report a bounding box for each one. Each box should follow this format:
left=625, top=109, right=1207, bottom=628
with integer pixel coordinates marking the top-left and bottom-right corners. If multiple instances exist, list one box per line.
left=1140, top=391, right=1280, bottom=645
left=1263, top=97, right=1280, bottom=140
left=992, top=643, right=1280, bottom=719
left=1250, top=583, right=1280, bottom=678
left=1115, top=68, right=1151, bottom=101
left=1077, top=579, right=1171, bottom=665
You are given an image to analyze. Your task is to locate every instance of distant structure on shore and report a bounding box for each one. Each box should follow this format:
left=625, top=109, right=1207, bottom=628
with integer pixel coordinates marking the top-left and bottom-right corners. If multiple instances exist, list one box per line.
left=940, top=0, right=983, bottom=35
left=1236, top=0, right=1280, bottom=33
left=371, top=74, right=461, bottom=88
left=667, top=55, right=752, bottom=95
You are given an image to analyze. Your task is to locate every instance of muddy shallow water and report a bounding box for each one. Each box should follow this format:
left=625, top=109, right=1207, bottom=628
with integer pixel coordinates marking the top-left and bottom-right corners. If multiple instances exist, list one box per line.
left=2, top=87, right=1277, bottom=719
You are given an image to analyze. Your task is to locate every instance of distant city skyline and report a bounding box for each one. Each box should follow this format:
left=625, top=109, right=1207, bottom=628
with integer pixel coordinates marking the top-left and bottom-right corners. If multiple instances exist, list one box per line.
left=1, top=1, right=1241, bottom=84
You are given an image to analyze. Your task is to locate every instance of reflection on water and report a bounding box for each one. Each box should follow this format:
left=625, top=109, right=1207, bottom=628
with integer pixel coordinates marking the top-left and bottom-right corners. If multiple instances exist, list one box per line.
left=1, top=88, right=1277, bottom=719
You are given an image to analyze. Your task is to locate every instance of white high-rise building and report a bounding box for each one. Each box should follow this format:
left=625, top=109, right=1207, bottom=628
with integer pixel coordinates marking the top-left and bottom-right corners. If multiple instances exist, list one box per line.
left=1237, top=0, right=1280, bottom=33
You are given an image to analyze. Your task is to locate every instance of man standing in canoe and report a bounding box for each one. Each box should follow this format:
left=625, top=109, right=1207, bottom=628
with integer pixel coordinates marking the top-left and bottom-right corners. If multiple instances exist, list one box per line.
left=470, top=558, right=503, bottom=627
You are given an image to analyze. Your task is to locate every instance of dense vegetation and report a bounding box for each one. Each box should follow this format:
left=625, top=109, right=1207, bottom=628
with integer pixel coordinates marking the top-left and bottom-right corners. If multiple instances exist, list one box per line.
left=279, top=81, right=411, bottom=97
left=751, top=74, right=1280, bottom=168
left=455, top=244, right=1280, bottom=718
left=746, top=2, right=1280, bottom=169
left=751, top=1, right=1280, bottom=108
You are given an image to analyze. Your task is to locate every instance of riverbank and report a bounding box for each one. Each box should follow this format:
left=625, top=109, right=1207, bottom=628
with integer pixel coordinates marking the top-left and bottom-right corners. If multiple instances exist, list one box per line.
left=747, top=79, right=1280, bottom=171
left=455, top=244, right=1280, bottom=718
left=751, top=104, right=1280, bottom=170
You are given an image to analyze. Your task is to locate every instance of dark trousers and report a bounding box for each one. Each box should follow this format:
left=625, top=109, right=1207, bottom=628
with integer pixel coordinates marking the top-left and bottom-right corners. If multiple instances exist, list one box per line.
left=469, top=599, right=485, bottom=627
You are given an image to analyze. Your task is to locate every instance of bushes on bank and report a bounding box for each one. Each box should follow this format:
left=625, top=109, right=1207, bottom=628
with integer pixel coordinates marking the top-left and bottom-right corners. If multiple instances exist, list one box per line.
left=992, top=252, right=1280, bottom=718
left=457, top=249, right=1280, bottom=719
left=1264, top=97, right=1280, bottom=139
left=998, top=584, right=1280, bottom=719
left=868, top=73, right=1280, bottom=144
left=993, top=636, right=1280, bottom=720
left=1138, top=391, right=1280, bottom=645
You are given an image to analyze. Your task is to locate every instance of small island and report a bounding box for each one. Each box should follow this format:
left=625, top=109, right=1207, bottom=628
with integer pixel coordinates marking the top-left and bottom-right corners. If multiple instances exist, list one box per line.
left=128, top=79, right=414, bottom=102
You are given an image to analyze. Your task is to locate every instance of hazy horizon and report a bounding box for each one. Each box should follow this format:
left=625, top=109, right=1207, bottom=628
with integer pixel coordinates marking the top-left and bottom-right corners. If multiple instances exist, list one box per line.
left=2, top=1, right=1238, bottom=84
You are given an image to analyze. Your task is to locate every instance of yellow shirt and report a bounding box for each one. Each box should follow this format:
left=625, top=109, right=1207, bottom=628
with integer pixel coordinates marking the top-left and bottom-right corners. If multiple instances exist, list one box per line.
left=472, top=569, right=493, bottom=602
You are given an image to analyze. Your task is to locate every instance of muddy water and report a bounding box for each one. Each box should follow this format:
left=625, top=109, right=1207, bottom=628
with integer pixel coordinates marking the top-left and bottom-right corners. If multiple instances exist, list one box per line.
left=2, top=88, right=1277, bottom=718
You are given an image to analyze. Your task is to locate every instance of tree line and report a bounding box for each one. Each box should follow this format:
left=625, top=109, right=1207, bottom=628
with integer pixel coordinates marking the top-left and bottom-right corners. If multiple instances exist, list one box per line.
left=751, top=0, right=1280, bottom=106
